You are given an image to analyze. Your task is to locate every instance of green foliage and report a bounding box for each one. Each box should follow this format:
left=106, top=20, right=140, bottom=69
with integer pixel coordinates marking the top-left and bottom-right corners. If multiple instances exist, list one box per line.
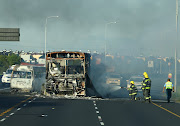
left=7, top=54, right=21, bottom=66
left=0, top=54, right=21, bottom=74
left=0, top=55, right=8, bottom=74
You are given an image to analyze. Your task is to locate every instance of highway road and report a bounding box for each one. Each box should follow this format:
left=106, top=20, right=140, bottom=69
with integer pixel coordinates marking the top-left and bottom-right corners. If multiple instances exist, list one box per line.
left=0, top=92, right=180, bottom=126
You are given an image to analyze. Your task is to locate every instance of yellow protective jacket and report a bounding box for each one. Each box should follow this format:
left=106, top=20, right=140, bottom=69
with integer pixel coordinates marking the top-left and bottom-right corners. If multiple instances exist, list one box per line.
left=165, top=82, right=173, bottom=89
left=128, top=85, right=138, bottom=95
left=142, top=78, right=151, bottom=90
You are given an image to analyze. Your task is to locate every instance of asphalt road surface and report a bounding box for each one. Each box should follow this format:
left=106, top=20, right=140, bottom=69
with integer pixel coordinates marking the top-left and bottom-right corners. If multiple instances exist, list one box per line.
left=0, top=83, right=10, bottom=90
left=0, top=93, right=180, bottom=126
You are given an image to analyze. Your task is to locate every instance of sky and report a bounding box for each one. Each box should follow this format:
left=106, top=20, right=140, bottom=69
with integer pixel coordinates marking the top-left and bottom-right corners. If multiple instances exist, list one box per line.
left=0, top=0, right=179, bottom=57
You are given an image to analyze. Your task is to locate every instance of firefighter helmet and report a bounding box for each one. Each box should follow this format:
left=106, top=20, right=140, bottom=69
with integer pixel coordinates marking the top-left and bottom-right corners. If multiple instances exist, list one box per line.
left=143, top=72, right=149, bottom=78
left=130, top=81, right=134, bottom=84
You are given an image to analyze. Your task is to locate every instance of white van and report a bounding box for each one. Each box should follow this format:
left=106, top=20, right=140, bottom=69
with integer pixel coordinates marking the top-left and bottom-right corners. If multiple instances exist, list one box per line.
left=10, top=65, right=46, bottom=92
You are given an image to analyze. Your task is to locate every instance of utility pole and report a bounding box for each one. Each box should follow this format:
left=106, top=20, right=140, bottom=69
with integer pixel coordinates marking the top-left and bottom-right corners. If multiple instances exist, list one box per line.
left=175, top=0, right=178, bottom=92
left=45, top=16, right=59, bottom=66
left=160, top=60, right=162, bottom=74
left=104, top=21, right=117, bottom=64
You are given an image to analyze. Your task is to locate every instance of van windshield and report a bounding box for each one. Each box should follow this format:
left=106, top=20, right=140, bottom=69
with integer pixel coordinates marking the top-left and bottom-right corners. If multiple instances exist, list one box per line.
left=6, top=69, right=13, bottom=74
left=13, top=71, right=32, bottom=79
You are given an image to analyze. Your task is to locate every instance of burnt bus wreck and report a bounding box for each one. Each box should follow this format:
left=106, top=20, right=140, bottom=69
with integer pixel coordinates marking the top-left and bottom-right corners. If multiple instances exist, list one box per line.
left=44, top=51, right=91, bottom=96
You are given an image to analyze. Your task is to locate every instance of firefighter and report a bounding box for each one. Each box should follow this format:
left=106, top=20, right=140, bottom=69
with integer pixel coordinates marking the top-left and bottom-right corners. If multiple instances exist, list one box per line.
left=141, top=79, right=145, bottom=100
left=128, top=81, right=138, bottom=101
left=163, top=78, right=174, bottom=103
left=142, top=72, right=151, bottom=103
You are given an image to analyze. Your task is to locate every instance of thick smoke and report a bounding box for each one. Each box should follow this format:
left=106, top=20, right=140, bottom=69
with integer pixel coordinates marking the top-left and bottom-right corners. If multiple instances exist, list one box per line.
left=89, top=57, right=129, bottom=98
left=0, top=0, right=179, bottom=57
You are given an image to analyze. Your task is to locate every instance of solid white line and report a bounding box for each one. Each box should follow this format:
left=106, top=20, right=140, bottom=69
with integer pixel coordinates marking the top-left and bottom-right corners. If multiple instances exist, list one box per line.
left=95, top=107, right=98, bottom=110
left=152, top=100, right=174, bottom=103
left=100, top=122, right=105, bottom=125
left=17, top=108, right=21, bottom=111
left=0, top=88, right=10, bottom=91
left=96, top=111, right=99, bottom=114
left=9, top=113, right=14, bottom=116
left=0, top=118, right=6, bottom=122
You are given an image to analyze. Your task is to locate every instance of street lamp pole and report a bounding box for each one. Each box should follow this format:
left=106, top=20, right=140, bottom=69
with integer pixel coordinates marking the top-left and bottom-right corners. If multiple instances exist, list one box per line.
left=104, top=21, right=117, bottom=64
left=45, top=16, right=59, bottom=65
left=175, top=0, right=178, bottom=92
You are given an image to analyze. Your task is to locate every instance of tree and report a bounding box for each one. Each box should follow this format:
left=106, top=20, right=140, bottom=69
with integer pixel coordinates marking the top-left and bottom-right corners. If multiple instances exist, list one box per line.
left=0, top=55, right=8, bottom=74
left=0, top=54, right=21, bottom=74
left=7, top=54, right=21, bottom=66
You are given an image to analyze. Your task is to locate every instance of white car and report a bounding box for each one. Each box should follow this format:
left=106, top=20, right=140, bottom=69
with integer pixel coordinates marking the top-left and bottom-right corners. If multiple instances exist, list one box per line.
left=106, top=74, right=121, bottom=86
left=127, top=76, right=144, bottom=91
left=1, top=69, right=13, bottom=83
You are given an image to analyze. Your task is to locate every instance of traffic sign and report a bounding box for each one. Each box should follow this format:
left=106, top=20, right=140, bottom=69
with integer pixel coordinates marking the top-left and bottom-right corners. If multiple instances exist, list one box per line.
left=168, top=73, right=172, bottom=78
left=148, top=61, right=154, bottom=67
left=0, top=28, right=20, bottom=41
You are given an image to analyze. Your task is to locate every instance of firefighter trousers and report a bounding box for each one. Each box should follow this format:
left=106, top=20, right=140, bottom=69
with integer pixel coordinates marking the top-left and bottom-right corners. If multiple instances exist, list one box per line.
left=129, top=94, right=137, bottom=101
left=166, top=89, right=172, bottom=103
left=144, top=89, right=151, bottom=102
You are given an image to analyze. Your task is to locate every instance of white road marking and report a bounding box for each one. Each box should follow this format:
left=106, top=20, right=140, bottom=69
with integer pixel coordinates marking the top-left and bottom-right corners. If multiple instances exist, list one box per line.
left=24, top=95, right=31, bottom=97
left=33, top=98, right=36, bottom=100
left=100, top=122, right=105, bottom=125
left=152, top=100, right=174, bottom=103
left=0, top=88, right=10, bottom=91
left=0, top=118, right=6, bottom=122
left=17, top=108, right=21, bottom=111
left=9, top=113, right=14, bottom=116
left=98, top=116, right=102, bottom=120
left=28, top=101, right=32, bottom=103
left=41, top=114, right=48, bottom=117
left=92, top=101, right=104, bottom=125
left=23, top=104, right=27, bottom=106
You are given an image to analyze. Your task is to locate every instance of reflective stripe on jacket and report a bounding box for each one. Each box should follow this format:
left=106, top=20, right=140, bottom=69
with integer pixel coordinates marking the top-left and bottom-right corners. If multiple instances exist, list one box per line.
left=128, top=85, right=138, bottom=95
left=142, top=78, right=151, bottom=90
left=165, top=82, right=173, bottom=89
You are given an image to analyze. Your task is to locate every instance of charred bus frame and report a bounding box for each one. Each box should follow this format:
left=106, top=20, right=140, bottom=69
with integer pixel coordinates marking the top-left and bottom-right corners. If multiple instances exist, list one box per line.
left=45, top=51, right=90, bottom=96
